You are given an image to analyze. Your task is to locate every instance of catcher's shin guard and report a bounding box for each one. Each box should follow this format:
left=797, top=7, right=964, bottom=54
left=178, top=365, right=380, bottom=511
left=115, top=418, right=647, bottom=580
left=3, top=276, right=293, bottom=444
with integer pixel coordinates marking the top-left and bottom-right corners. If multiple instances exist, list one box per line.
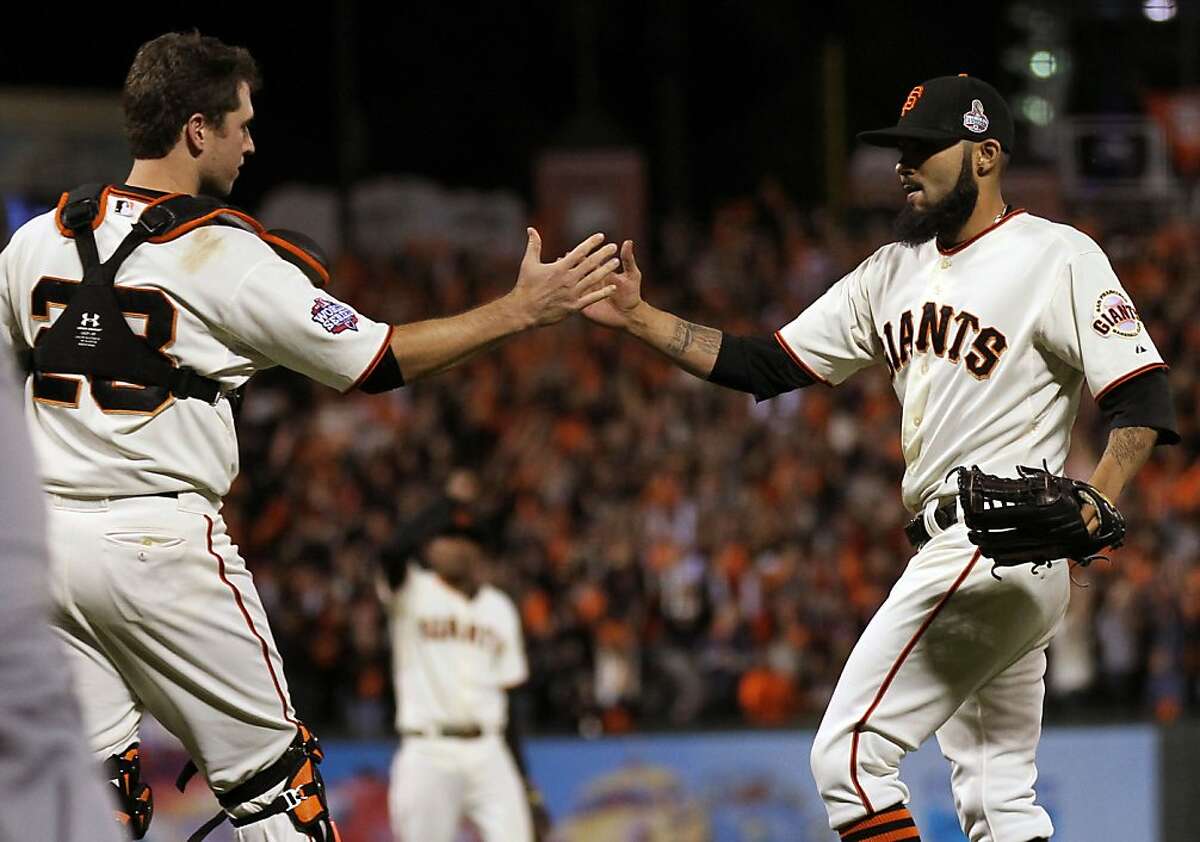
left=107, top=743, right=154, bottom=839
left=184, top=724, right=340, bottom=842
left=229, top=739, right=340, bottom=841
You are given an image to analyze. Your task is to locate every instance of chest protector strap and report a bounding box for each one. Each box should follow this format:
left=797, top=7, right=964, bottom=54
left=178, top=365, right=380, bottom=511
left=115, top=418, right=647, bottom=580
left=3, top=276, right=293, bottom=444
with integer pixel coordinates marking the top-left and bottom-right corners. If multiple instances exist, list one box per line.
left=32, top=184, right=264, bottom=405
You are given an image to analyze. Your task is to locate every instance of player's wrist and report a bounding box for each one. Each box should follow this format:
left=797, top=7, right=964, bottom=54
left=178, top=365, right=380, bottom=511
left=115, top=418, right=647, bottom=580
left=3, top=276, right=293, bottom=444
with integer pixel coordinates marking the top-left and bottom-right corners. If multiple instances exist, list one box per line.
left=1083, top=470, right=1125, bottom=509
left=624, top=300, right=656, bottom=335
left=497, top=289, right=538, bottom=333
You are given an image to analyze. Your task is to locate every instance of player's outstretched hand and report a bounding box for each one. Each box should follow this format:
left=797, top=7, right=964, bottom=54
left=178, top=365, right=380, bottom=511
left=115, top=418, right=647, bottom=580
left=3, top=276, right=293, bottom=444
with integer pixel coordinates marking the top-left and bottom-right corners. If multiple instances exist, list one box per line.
left=581, top=239, right=643, bottom=330
left=510, top=229, right=619, bottom=327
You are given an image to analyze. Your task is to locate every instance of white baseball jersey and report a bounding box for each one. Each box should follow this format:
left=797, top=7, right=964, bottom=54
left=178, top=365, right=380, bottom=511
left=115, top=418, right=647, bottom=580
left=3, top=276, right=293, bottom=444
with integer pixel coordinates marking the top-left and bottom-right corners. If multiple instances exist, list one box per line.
left=387, top=565, right=528, bottom=732
left=776, top=210, right=1166, bottom=512
left=0, top=185, right=393, bottom=498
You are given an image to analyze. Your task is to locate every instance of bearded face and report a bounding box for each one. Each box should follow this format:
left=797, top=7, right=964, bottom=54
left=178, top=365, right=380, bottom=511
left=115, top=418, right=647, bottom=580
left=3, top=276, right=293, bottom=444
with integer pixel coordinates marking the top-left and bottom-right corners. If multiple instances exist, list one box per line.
left=894, top=143, right=980, bottom=248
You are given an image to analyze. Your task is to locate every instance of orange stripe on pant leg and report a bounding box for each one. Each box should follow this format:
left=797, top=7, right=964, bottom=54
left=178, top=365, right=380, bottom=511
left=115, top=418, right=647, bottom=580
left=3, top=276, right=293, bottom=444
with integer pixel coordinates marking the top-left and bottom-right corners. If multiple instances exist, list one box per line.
left=849, top=550, right=982, bottom=811
left=842, top=807, right=910, bottom=835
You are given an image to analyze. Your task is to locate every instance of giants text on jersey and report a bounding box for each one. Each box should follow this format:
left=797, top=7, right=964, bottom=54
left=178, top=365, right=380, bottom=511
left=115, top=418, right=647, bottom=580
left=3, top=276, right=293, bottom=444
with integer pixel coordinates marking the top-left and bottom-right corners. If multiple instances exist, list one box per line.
left=775, top=211, right=1166, bottom=511
left=387, top=566, right=527, bottom=733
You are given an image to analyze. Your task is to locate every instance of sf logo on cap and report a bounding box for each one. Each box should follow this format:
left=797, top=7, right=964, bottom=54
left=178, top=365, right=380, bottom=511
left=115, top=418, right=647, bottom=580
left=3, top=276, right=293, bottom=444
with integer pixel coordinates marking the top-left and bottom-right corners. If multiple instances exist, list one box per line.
left=900, top=85, right=924, bottom=117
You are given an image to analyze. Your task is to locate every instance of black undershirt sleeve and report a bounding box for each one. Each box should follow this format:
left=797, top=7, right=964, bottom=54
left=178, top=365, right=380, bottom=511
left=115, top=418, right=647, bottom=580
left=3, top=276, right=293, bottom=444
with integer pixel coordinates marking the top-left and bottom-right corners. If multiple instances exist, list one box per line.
left=1098, top=367, right=1179, bottom=445
left=359, top=347, right=405, bottom=394
left=707, top=333, right=815, bottom=401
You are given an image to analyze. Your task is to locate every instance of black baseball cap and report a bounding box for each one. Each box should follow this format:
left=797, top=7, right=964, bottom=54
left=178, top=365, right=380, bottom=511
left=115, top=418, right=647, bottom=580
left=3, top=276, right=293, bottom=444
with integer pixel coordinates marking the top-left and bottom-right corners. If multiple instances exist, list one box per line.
left=858, top=75, right=1014, bottom=152
left=397, top=496, right=491, bottom=556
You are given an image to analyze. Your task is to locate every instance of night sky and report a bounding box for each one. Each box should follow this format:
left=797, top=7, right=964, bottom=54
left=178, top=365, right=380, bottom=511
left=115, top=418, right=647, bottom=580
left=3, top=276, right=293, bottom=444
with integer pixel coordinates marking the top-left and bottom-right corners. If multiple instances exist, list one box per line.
left=0, top=2, right=1190, bottom=214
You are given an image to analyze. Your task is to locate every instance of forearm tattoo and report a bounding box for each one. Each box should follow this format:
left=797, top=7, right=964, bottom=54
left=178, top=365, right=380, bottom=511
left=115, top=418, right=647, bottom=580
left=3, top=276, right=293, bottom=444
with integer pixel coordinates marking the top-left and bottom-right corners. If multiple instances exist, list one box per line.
left=1109, top=426, right=1156, bottom=470
left=666, top=318, right=722, bottom=357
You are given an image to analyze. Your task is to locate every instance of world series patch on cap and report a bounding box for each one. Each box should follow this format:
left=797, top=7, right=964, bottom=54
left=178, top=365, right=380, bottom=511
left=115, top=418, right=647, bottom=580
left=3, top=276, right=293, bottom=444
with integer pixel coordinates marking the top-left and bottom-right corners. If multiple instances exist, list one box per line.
left=858, top=74, right=1015, bottom=152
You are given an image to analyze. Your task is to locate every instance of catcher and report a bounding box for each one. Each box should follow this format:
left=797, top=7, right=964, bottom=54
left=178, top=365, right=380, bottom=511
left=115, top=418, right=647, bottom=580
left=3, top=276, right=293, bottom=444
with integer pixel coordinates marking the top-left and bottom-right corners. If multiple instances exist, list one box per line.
left=378, top=477, right=552, bottom=842
left=582, top=74, right=1178, bottom=842
left=0, top=31, right=614, bottom=842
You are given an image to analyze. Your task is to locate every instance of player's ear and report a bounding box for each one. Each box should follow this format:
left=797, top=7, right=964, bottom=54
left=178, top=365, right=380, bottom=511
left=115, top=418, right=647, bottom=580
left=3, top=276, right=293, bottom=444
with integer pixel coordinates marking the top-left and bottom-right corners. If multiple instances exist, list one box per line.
left=183, top=113, right=207, bottom=157
left=976, top=139, right=1003, bottom=178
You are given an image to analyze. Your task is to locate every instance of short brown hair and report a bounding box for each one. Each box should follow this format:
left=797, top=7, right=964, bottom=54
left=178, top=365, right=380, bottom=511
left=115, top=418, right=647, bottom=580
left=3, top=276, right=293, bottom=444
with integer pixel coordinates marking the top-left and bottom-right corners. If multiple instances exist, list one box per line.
left=122, top=32, right=261, bottom=159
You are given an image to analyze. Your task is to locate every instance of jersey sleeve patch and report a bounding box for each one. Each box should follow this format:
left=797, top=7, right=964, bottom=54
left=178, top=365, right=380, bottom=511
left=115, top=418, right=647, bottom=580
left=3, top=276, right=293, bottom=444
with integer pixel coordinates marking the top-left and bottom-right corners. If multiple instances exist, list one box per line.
left=310, top=297, right=360, bottom=334
left=1092, top=289, right=1142, bottom=338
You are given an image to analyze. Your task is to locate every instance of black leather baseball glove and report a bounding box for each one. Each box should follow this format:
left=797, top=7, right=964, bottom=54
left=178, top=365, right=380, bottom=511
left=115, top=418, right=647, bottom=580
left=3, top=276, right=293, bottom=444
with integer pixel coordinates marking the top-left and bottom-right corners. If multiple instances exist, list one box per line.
left=954, top=463, right=1126, bottom=569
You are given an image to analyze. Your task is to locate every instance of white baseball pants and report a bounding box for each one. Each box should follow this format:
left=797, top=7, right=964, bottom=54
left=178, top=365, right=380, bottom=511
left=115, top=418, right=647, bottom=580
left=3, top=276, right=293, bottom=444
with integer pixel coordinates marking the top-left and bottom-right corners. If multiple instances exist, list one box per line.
left=46, top=492, right=299, bottom=798
left=810, top=517, right=1068, bottom=842
left=389, top=734, right=532, bottom=842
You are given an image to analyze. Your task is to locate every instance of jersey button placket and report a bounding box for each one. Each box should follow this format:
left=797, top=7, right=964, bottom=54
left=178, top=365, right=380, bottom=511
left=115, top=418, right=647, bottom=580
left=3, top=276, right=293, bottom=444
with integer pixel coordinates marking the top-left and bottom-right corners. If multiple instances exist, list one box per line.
left=926, top=263, right=943, bottom=375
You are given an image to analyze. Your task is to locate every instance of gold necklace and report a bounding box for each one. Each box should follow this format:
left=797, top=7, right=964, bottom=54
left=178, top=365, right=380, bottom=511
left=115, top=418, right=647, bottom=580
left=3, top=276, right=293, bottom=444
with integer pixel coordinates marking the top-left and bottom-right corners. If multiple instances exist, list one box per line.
left=939, top=205, right=1012, bottom=267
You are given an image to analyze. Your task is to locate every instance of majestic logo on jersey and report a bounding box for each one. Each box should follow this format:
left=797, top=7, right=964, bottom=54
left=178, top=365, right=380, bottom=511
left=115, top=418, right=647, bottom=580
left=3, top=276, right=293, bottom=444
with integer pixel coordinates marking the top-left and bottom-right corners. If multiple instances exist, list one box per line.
left=901, top=85, right=925, bottom=117
left=310, top=297, right=359, bottom=334
left=418, top=616, right=504, bottom=657
left=114, top=199, right=136, bottom=217
left=963, top=100, right=989, bottom=133
left=882, top=301, right=1008, bottom=380
left=1092, top=289, right=1141, bottom=338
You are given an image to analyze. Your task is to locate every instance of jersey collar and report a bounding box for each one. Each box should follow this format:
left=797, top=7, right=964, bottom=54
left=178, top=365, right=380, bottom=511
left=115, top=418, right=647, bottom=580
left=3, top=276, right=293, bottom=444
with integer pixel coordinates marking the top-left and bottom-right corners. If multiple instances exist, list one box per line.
left=434, top=571, right=482, bottom=600
left=936, top=208, right=1026, bottom=256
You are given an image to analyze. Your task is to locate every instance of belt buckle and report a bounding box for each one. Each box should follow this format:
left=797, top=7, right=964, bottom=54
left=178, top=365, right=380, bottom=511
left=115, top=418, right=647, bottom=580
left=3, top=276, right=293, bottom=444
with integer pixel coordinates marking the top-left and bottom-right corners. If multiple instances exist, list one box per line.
left=936, top=497, right=959, bottom=530
left=441, top=723, right=483, bottom=738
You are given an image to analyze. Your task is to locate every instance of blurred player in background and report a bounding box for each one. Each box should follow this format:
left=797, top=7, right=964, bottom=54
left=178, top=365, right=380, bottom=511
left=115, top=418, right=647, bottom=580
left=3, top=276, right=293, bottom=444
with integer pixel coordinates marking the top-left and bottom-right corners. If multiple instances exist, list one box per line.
left=0, top=357, right=122, bottom=842
left=379, top=471, right=550, bottom=842
left=0, top=31, right=615, bottom=842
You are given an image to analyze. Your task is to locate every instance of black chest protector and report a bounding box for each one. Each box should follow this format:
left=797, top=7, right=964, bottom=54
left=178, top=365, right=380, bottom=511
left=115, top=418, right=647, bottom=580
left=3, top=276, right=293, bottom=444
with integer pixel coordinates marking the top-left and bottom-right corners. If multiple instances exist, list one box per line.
left=31, top=184, right=277, bottom=405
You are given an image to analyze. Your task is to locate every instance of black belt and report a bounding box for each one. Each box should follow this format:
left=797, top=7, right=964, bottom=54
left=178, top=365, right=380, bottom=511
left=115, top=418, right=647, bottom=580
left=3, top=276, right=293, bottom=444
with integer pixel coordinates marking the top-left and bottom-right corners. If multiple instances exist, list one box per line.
left=52, top=491, right=182, bottom=501
left=105, top=491, right=182, bottom=500
left=903, top=498, right=959, bottom=550
left=402, top=724, right=484, bottom=739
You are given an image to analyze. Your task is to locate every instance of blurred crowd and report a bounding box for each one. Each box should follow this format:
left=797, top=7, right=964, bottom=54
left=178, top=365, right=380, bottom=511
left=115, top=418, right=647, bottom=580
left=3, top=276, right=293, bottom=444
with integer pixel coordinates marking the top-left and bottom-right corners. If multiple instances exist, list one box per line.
left=227, top=186, right=1200, bottom=737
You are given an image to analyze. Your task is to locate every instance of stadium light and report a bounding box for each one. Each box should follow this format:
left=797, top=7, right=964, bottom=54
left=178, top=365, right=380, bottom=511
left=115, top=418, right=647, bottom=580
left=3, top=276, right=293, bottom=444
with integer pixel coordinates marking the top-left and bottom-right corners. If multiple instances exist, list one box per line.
left=1143, top=0, right=1178, bottom=23
left=1020, top=95, right=1055, bottom=126
left=1029, top=50, right=1059, bottom=78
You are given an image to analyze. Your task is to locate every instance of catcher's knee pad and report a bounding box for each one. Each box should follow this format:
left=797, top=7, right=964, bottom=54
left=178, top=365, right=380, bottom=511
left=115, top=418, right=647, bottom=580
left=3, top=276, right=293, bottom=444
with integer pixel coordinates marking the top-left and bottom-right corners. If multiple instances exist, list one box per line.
left=222, top=724, right=340, bottom=842
left=106, top=743, right=154, bottom=839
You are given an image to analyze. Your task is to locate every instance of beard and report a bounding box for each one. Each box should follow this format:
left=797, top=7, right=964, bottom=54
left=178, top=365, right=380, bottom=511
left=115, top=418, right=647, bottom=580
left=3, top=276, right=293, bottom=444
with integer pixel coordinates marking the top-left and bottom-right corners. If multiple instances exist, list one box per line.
left=894, top=148, right=979, bottom=248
